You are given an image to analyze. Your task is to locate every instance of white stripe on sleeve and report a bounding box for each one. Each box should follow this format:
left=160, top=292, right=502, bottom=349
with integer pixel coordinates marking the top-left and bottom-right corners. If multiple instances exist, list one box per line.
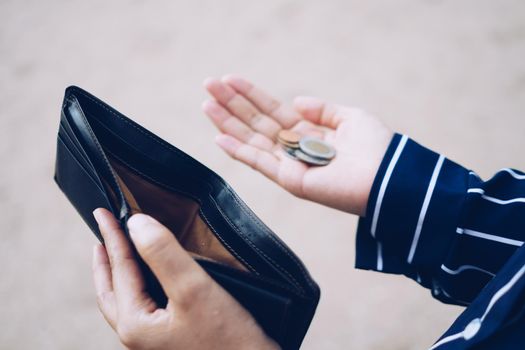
left=467, top=188, right=525, bottom=205
left=370, top=135, right=408, bottom=238
left=501, top=168, right=525, bottom=180
left=441, top=264, right=495, bottom=277
left=370, top=135, right=408, bottom=271
left=407, top=155, right=445, bottom=264
left=456, top=227, right=524, bottom=247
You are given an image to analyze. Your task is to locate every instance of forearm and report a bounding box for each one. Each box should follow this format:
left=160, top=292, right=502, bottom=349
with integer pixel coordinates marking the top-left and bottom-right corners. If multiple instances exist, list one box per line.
left=356, top=133, right=525, bottom=306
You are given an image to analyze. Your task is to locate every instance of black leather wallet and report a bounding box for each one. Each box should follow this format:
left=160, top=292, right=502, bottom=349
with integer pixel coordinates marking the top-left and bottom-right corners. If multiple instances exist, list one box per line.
left=54, top=86, right=320, bottom=349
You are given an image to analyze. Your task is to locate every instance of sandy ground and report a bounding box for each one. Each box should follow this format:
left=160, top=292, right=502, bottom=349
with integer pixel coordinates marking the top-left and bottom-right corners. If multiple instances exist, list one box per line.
left=1, top=1, right=524, bottom=349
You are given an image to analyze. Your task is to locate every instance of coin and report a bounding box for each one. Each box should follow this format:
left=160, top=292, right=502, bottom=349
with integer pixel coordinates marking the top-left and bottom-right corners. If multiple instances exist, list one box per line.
left=294, top=149, right=331, bottom=166
left=280, top=140, right=300, bottom=149
left=299, top=137, right=336, bottom=160
left=277, top=130, right=301, bottom=146
left=282, top=146, right=300, bottom=160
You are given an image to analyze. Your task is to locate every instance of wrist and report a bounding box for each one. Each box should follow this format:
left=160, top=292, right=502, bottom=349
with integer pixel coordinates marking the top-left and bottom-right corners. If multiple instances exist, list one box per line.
left=345, top=128, right=394, bottom=217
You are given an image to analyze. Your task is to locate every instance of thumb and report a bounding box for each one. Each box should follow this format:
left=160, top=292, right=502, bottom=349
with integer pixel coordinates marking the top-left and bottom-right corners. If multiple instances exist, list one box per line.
left=127, top=214, right=209, bottom=303
left=293, top=96, right=346, bottom=129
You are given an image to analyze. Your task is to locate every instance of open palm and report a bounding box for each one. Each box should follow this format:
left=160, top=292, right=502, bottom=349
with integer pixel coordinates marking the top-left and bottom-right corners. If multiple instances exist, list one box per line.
left=203, top=76, right=393, bottom=216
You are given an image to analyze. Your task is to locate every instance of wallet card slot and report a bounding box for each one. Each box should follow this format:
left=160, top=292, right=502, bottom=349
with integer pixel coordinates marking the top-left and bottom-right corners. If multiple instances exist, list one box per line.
left=58, top=123, right=102, bottom=187
left=55, top=135, right=114, bottom=241
left=85, top=111, right=212, bottom=193
left=63, top=96, right=131, bottom=217
left=59, top=115, right=98, bottom=173
left=57, top=133, right=105, bottom=194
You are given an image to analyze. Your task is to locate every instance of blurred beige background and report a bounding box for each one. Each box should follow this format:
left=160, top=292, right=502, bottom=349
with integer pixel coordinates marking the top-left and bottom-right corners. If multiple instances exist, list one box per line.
left=1, top=0, right=524, bottom=349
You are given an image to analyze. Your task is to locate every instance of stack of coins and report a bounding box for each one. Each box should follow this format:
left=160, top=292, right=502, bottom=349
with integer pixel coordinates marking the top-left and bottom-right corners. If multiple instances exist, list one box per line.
left=277, top=130, right=336, bottom=166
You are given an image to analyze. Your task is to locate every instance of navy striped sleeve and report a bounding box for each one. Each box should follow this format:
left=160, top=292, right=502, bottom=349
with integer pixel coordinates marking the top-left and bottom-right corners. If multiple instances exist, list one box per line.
left=355, top=133, right=525, bottom=306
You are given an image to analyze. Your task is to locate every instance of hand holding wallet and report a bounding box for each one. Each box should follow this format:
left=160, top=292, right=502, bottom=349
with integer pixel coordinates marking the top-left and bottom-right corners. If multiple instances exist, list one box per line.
left=54, top=86, right=320, bottom=350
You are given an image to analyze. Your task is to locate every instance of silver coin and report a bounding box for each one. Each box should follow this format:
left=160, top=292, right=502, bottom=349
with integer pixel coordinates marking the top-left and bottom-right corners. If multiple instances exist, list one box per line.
left=299, top=137, right=336, bottom=160
left=294, top=149, right=331, bottom=166
left=282, top=146, right=300, bottom=160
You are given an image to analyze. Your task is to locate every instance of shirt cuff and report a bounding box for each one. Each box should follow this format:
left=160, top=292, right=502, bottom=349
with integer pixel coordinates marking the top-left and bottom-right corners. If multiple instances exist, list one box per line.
left=355, top=133, right=470, bottom=292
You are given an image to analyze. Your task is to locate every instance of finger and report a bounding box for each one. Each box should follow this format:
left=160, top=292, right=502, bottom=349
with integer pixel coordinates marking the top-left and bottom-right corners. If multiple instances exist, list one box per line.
left=204, top=77, right=282, bottom=140
left=202, top=100, right=275, bottom=152
left=127, top=214, right=211, bottom=308
left=92, top=244, right=117, bottom=329
left=93, top=208, right=153, bottom=314
left=222, top=75, right=302, bottom=129
left=215, top=134, right=280, bottom=182
left=293, top=96, right=348, bottom=129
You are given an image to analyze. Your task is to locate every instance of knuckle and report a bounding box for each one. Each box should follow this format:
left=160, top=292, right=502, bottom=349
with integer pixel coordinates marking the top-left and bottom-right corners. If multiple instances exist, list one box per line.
left=178, top=272, right=213, bottom=307
left=246, top=132, right=259, bottom=146
left=252, top=153, right=263, bottom=171
left=108, top=245, right=129, bottom=263
left=267, top=99, right=281, bottom=114
left=249, top=113, right=264, bottom=128
left=239, top=127, right=254, bottom=141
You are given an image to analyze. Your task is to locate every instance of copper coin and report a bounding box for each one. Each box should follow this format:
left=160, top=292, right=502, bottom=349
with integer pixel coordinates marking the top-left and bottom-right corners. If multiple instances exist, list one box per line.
left=277, top=130, right=301, bottom=145
left=280, top=140, right=300, bottom=149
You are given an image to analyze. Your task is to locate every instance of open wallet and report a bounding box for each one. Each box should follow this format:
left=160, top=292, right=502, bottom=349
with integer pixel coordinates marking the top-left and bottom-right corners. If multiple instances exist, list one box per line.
left=53, top=86, right=320, bottom=349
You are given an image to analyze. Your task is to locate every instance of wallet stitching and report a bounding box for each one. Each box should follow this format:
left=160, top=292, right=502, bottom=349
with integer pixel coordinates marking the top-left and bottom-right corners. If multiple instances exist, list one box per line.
left=199, top=259, right=306, bottom=299
left=211, top=196, right=305, bottom=293
left=197, top=209, right=258, bottom=273
left=72, top=88, right=314, bottom=290
left=225, top=191, right=315, bottom=289
left=103, top=148, right=259, bottom=275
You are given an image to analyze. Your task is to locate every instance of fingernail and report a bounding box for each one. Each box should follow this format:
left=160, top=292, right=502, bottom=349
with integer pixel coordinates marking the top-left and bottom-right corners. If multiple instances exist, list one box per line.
left=127, top=213, right=155, bottom=232
left=202, top=99, right=217, bottom=112
left=93, top=208, right=103, bottom=224
left=221, top=74, right=239, bottom=84
left=127, top=214, right=158, bottom=247
left=203, top=77, right=215, bottom=88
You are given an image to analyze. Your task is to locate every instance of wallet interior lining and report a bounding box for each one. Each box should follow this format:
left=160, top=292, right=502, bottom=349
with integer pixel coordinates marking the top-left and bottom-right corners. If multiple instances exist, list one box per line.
left=106, top=154, right=248, bottom=272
